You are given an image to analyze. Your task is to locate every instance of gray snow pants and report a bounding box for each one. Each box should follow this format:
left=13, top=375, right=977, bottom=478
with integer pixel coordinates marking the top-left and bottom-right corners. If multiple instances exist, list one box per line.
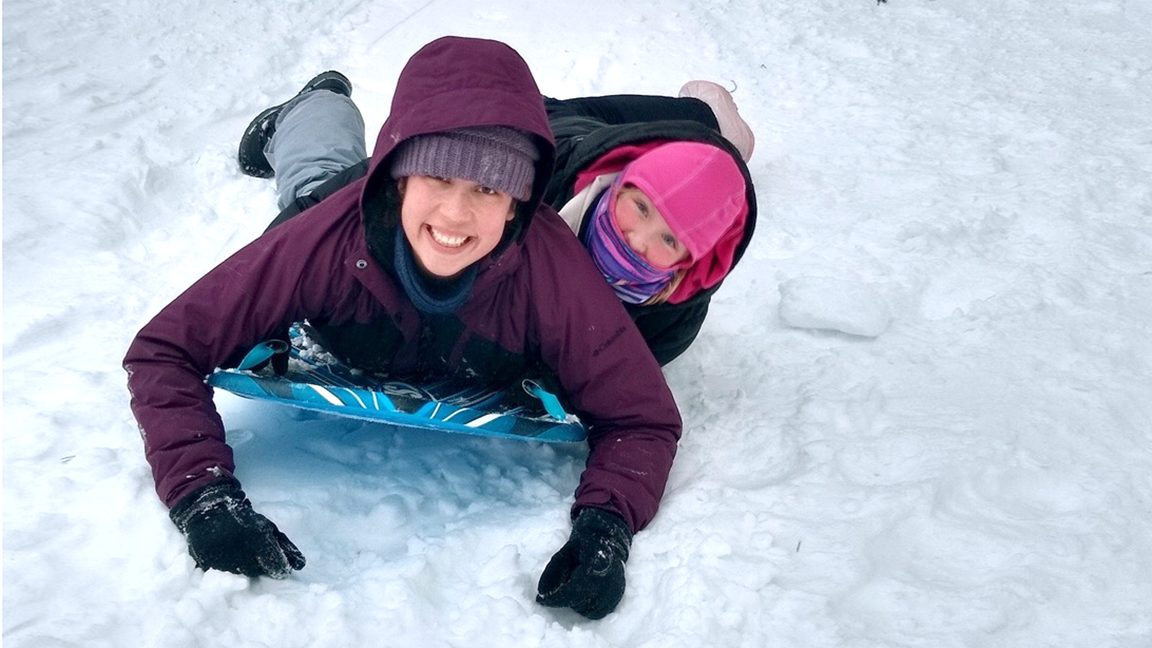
left=265, top=90, right=367, bottom=211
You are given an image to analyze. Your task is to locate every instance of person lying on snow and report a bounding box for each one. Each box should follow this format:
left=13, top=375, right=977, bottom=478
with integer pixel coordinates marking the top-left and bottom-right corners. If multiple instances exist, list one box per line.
left=240, top=69, right=758, bottom=366
left=124, top=36, right=685, bottom=620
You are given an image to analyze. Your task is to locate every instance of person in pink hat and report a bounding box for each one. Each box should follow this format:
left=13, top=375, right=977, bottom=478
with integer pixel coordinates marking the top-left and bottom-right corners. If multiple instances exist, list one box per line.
left=240, top=73, right=757, bottom=365
left=556, top=140, right=747, bottom=312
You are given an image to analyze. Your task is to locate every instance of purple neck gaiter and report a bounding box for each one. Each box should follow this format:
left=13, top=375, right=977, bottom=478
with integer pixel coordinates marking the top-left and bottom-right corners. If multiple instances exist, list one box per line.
left=583, top=186, right=676, bottom=304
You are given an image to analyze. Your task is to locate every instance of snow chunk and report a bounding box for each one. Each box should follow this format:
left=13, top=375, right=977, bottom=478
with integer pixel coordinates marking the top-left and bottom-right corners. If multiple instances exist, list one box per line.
left=778, top=277, right=891, bottom=337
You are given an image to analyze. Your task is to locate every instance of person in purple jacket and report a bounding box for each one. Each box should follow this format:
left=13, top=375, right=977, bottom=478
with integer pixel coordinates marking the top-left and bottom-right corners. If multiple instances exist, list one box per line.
left=123, top=36, right=682, bottom=620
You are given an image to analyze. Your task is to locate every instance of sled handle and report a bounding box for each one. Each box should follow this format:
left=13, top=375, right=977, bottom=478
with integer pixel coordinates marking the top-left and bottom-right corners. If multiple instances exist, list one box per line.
left=237, top=339, right=290, bottom=371
left=522, top=380, right=569, bottom=421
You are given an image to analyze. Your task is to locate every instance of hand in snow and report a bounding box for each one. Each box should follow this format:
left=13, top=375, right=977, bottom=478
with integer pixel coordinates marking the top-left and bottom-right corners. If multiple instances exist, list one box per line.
left=536, top=508, right=633, bottom=620
left=169, top=479, right=305, bottom=579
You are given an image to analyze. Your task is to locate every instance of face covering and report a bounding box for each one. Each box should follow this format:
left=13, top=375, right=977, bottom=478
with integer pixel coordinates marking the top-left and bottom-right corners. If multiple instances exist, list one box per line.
left=583, top=184, right=677, bottom=304
left=393, top=228, right=476, bottom=314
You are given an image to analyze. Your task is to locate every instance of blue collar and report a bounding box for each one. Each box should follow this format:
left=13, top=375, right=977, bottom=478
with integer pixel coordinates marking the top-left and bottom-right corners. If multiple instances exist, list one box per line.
left=393, top=229, right=476, bottom=314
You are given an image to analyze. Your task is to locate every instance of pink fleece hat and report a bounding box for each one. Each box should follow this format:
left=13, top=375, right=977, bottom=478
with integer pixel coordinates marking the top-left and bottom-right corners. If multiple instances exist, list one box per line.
left=618, top=142, right=748, bottom=301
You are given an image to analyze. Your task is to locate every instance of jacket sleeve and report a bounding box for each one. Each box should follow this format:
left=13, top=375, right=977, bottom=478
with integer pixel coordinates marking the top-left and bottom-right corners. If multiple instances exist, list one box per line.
left=628, top=298, right=710, bottom=366
left=124, top=214, right=357, bottom=508
left=529, top=218, right=683, bottom=534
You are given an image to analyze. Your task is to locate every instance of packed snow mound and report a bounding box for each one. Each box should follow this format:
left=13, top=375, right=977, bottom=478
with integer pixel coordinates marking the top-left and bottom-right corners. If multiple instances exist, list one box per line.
left=778, top=276, right=891, bottom=337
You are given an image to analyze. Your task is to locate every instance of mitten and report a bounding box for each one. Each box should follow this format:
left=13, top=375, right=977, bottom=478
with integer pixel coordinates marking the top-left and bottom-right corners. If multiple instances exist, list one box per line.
left=169, top=478, right=305, bottom=579
left=536, top=507, right=633, bottom=619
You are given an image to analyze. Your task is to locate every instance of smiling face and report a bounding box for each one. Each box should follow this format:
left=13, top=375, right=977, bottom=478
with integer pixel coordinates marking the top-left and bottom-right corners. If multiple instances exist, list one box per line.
left=399, top=175, right=516, bottom=278
left=612, top=185, right=690, bottom=269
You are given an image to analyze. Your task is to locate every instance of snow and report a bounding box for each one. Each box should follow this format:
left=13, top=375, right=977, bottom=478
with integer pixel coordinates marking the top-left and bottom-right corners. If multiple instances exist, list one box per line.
left=778, top=277, right=891, bottom=337
left=4, top=0, right=1152, bottom=646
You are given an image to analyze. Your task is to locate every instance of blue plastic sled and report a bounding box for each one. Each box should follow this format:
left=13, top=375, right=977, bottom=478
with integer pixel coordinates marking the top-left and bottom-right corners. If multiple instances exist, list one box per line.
left=207, top=332, right=586, bottom=443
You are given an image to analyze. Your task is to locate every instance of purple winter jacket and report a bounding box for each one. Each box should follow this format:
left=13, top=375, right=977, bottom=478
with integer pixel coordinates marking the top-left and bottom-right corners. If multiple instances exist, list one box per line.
left=123, top=36, right=682, bottom=534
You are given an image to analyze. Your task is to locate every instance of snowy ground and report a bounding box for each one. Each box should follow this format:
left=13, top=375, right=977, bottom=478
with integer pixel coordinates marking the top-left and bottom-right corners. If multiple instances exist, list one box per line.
left=4, top=1, right=1152, bottom=646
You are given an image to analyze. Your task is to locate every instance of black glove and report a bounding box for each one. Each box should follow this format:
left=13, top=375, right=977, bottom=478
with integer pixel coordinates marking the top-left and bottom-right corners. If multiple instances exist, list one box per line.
left=536, top=507, right=633, bottom=619
left=169, top=478, right=305, bottom=579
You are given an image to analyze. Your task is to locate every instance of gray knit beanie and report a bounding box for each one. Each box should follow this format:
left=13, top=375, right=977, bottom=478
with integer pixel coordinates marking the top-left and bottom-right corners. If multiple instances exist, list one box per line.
left=389, top=126, right=539, bottom=201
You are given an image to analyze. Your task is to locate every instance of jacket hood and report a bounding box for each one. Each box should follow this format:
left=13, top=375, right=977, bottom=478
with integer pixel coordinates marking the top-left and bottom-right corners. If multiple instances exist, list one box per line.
left=361, top=36, right=556, bottom=242
left=564, top=125, right=757, bottom=305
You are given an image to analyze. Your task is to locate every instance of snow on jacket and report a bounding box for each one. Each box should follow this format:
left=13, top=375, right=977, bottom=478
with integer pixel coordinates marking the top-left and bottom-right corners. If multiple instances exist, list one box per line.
left=123, top=36, right=682, bottom=534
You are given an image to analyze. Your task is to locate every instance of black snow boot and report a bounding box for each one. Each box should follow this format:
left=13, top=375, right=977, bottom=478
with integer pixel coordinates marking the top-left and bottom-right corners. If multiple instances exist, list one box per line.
left=237, top=70, right=353, bottom=178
